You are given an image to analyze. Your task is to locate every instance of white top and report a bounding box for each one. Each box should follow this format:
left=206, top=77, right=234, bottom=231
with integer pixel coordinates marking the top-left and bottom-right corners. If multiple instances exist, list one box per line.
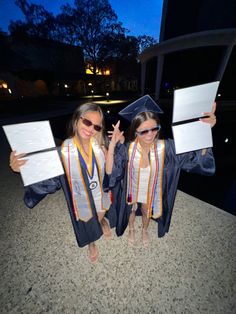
left=137, top=166, right=150, bottom=204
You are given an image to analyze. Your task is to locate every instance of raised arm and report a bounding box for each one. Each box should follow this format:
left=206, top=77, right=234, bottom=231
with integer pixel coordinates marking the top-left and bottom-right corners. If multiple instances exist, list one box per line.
left=106, top=120, right=124, bottom=174
left=200, top=102, right=217, bottom=155
left=9, top=151, right=61, bottom=208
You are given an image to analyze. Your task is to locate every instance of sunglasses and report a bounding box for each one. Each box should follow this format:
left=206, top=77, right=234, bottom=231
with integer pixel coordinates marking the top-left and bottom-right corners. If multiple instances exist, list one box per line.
left=136, top=125, right=161, bottom=136
left=80, top=117, right=102, bottom=132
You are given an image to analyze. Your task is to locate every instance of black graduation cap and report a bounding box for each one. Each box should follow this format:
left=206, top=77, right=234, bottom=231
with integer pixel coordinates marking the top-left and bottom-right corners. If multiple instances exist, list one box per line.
left=119, top=95, right=163, bottom=121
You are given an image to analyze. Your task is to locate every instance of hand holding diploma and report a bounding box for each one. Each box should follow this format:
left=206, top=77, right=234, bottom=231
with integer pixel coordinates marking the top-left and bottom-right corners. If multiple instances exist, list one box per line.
left=10, top=151, right=27, bottom=172
left=4, top=121, right=64, bottom=186
left=200, top=101, right=217, bottom=128
left=172, top=81, right=219, bottom=154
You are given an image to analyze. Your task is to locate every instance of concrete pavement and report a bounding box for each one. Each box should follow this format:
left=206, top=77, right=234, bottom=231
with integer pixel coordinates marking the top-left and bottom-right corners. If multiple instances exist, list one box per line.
left=0, top=127, right=235, bottom=314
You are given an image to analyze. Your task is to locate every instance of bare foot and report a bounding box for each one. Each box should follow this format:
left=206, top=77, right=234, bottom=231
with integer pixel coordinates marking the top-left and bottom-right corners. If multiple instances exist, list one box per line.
left=101, top=219, right=112, bottom=240
left=88, top=243, right=99, bottom=263
left=142, top=228, right=149, bottom=247
left=128, top=228, right=135, bottom=246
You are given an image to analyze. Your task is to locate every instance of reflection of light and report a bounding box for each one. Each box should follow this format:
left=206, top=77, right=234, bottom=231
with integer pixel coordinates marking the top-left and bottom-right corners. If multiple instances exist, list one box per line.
left=64, top=84, right=68, bottom=88
left=8, top=89, right=12, bottom=94
left=2, top=83, right=8, bottom=88
left=91, top=90, right=94, bottom=94
left=107, top=110, right=110, bottom=113
left=88, top=82, right=92, bottom=86
left=218, top=93, right=221, bottom=97
left=104, top=69, right=110, bottom=75
left=106, top=92, right=109, bottom=97
left=225, top=138, right=229, bottom=143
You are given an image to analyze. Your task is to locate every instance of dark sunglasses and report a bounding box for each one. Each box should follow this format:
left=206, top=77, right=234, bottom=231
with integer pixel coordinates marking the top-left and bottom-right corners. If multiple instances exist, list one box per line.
left=80, top=117, right=102, bottom=132
left=136, top=125, right=161, bottom=136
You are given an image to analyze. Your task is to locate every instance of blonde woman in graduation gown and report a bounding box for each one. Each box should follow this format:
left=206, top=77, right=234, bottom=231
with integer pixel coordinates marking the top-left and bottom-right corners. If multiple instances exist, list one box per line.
left=10, top=103, right=116, bottom=263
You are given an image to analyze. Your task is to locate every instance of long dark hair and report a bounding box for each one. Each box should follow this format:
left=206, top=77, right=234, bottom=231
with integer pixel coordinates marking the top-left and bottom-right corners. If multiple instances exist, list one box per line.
left=67, top=102, right=106, bottom=147
left=128, top=111, right=161, bottom=142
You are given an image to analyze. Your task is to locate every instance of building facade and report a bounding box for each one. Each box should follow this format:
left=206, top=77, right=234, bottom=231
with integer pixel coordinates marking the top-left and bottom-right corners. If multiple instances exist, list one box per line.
left=139, top=0, right=236, bottom=101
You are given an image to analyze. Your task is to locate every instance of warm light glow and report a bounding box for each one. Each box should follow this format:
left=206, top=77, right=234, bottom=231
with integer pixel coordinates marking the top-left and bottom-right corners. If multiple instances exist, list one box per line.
left=2, top=83, right=8, bottom=88
left=64, top=84, right=68, bottom=88
left=88, top=82, right=92, bottom=86
left=86, top=68, right=93, bottom=74
left=218, top=93, right=221, bottom=97
left=86, top=68, right=102, bottom=75
left=8, top=89, right=12, bottom=94
left=86, top=65, right=110, bottom=76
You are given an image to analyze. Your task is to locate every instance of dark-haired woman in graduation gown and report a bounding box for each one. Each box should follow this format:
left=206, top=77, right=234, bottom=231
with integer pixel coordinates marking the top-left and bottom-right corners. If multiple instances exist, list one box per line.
left=105, top=96, right=217, bottom=246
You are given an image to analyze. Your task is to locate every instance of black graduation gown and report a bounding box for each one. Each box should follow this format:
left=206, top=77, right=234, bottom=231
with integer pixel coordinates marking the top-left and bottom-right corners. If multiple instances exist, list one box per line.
left=24, top=154, right=116, bottom=248
left=105, top=139, right=216, bottom=238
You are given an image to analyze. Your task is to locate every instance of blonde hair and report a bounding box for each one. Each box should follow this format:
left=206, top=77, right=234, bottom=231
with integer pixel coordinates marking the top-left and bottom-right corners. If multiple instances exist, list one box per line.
left=67, top=103, right=107, bottom=147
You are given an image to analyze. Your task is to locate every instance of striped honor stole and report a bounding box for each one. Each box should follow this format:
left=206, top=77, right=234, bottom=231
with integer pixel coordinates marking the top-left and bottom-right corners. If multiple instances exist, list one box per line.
left=61, top=137, right=110, bottom=222
left=127, top=139, right=165, bottom=218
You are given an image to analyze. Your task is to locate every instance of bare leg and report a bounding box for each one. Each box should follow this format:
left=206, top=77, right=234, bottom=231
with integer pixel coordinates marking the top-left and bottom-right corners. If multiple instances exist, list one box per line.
left=87, top=212, right=110, bottom=263
left=128, top=210, right=136, bottom=245
left=98, top=212, right=112, bottom=240
left=141, top=204, right=150, bottom=247
left=88, top=242, right=99, bottom=263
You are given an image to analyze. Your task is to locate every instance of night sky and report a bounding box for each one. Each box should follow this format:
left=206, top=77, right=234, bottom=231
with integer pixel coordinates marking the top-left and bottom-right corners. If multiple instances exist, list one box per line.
left=0, top=0, right=163, bottom=39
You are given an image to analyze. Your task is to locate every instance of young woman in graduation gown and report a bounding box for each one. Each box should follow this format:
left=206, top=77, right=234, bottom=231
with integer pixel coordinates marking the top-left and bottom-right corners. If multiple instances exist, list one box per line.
left=10, top=103, right=116, bottom=263
left=106, top=95, right=217, bottom=246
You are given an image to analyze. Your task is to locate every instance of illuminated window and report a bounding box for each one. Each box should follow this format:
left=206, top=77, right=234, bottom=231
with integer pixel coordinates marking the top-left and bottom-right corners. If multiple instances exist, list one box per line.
left=0, top=80, right=8, bottom=89
left=86, top=64, right=110, bottom=75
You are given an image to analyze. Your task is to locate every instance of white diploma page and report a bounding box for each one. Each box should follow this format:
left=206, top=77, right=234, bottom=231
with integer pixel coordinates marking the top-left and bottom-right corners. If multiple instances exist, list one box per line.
left=172, top=81, right=219, bottom=123
left=3, top=121, right=64, bottom=186
left=172, top=81, right=219, bottom=154
left=172, top=121, right=212, bottom=154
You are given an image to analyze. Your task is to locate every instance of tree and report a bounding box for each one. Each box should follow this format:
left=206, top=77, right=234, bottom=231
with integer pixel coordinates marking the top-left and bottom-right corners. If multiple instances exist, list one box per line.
left=9, top=0, right=128, bottom=77
left=99, top=34, right=139, bottom=63
left=137, top=35, right=157, bottom=54
left=59, top=0, right=126, bottom=75
left=9, top=0, right=58, bottom=40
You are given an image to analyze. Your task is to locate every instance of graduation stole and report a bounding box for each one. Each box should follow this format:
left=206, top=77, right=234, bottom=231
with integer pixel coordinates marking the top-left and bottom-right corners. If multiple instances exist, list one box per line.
left=61, top=136, right=110, bottom=222
left=127, top=139, right=165, bottom=218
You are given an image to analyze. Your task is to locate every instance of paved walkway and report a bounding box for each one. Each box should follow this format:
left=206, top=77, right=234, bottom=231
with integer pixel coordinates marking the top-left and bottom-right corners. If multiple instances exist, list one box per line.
left=0, top=127, right=235, bottom=314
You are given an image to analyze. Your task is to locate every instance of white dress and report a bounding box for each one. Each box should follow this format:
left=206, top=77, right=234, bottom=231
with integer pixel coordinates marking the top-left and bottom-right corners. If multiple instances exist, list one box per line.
left=137, top=166, right=150, bottom=204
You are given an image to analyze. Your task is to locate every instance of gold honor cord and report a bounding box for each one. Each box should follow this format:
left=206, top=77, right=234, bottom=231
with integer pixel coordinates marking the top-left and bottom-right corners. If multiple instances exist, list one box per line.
left=151, top=140, right=165, bottom=219
left=90, top=138, right=111, bottom=211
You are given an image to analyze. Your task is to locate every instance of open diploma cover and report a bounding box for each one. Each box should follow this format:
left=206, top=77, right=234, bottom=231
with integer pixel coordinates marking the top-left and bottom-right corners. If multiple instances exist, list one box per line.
left=172, top=81, right=219, bottom=154
left=3, top=121, right=64, bottom=186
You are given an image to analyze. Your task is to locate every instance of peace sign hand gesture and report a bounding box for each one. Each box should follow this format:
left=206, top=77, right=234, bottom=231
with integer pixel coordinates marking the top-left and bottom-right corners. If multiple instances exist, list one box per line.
left=107, top=120, right=125, bottom=148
